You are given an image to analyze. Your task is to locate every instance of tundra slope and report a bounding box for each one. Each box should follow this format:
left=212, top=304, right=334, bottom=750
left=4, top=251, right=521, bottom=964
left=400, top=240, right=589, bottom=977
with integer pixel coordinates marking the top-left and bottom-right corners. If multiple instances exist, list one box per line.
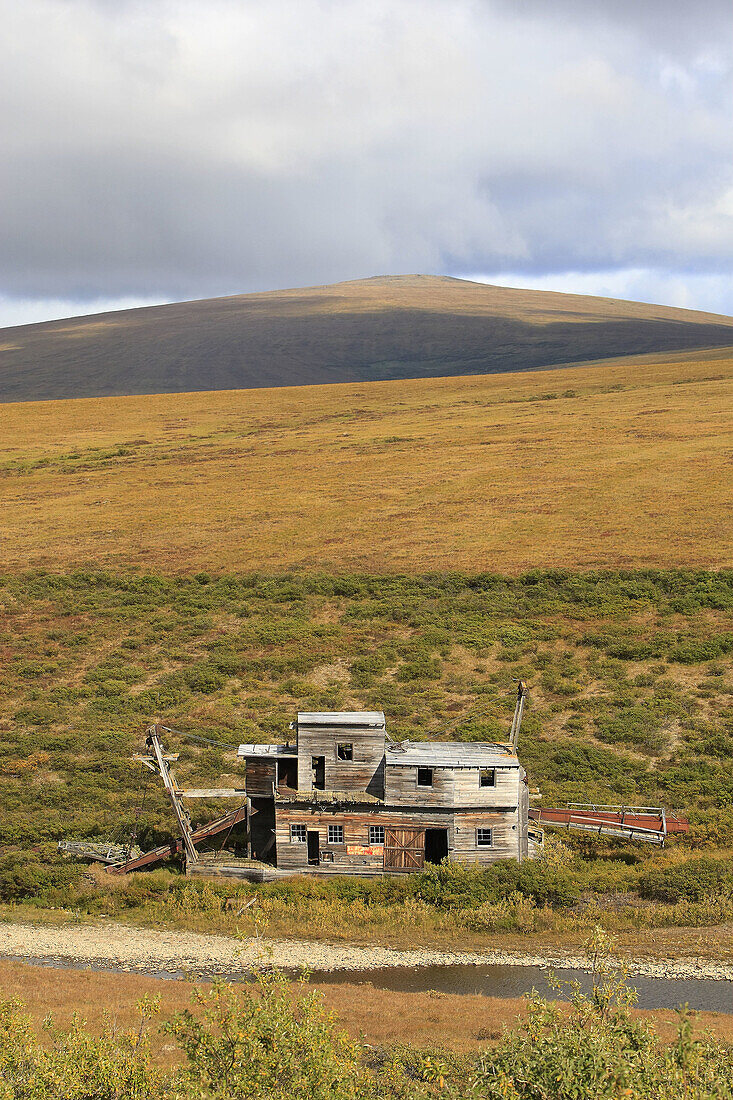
left=2, top=274, right=733, bottom=402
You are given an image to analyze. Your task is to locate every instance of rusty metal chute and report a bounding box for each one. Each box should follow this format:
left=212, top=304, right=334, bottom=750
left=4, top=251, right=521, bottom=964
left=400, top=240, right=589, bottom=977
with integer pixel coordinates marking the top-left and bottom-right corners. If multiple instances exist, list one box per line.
left=111, top=803, right=248, bottom=874
left=529, top=804, right=689, bottom=845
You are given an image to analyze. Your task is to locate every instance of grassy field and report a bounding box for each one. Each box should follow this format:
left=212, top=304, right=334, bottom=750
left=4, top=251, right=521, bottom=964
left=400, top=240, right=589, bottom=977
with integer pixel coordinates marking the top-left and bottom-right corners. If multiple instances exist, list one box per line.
left=1, top=348, right=733, bottom=575
left=1, top=567, right=733, bottom=949
left=2, top=274, right=733, bottom=401
left=1, top=349, right=733, bottom=955
left=3, top=958, right=733, bottom=1056
left=1, top=568, right=732, bottom=846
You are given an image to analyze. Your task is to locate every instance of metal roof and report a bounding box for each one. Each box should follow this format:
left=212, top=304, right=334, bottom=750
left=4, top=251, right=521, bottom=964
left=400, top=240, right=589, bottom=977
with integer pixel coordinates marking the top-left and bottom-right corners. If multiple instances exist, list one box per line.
left=296, top=711, right=385, bottom=728
left=385, top=741, right=518, bottom=768
left=236, top=743, right=297, bottom=758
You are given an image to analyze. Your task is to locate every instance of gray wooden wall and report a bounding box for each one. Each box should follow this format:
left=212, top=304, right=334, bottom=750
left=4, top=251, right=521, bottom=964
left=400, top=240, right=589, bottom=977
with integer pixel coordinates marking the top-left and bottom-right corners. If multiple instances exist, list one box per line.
left=296, top=726, right=386, bottom=796
left=384, top=763, right=521, bottom=810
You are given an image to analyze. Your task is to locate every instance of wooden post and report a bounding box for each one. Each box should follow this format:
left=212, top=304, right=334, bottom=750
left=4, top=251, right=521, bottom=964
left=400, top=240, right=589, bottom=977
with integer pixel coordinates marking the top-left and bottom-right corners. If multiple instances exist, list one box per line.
left=509, top=681, right=527, bottom=751
left=147, top=725, right=200, bottom=867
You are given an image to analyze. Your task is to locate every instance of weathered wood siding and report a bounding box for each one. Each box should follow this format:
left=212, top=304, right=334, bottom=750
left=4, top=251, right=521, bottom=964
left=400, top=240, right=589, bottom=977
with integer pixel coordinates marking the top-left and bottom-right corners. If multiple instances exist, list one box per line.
left=296, top=727, right=385, bottom=796
left=275, top=804, right=521, bottom=871
left=518, top=774, right=529, bottom=860
left=384, top=764, right=520, bottom=809
left=452, top=809, right=521, bottom=864
left=245, top=760, right=276, bottom=797
left=453, top=766, right=520, bottom=808
left=276, top=805, right=392, bottom=871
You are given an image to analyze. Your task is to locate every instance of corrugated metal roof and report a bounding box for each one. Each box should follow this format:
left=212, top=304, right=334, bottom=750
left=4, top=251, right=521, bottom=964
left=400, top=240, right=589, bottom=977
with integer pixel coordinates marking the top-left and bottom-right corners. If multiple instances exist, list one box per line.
left=385, top=741, right=518, bottom=767
left=297, top=711, right=385, bottom=728
left=237, top=743, right=297, bottom=758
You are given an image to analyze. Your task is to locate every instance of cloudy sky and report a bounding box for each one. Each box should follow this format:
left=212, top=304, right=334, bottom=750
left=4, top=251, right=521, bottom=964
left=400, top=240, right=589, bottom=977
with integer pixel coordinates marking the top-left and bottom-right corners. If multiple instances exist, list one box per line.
left=1, top=0, right=731, bottom=327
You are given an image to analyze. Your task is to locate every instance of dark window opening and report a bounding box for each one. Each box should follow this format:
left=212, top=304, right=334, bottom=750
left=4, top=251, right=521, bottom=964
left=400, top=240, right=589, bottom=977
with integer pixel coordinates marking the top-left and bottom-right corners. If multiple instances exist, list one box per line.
left=277, top=759, right=298, bottom=789
left=424, top=828, right=449, bottom=864
left=417, top=767, right=433, bottom=787
left=307, top=830, right=320, bottom=865
left=479, top=768, right=496, bottom=788
left=476, top=828, right=493, bottom=847
left=327, top=824, right=344, bottom=844
left=336, top=742, right=353, bottom=761
left=369, top=825, right=385, bottom=844
left=311, top=756, right=325, bottom=790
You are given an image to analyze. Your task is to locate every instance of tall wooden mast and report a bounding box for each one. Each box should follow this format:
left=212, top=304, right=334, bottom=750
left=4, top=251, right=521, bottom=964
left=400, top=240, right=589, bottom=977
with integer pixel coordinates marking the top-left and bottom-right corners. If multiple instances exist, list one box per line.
left=135, top=725, right=199, bottom=867
left=509, top=681, right=527, bottom=752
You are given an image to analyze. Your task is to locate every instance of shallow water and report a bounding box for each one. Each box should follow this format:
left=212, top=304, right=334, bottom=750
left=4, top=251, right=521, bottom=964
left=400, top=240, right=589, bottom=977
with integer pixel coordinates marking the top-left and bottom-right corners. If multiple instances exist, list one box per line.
left=5, top=955, right=733, bottom=1014
left=311, top=963, right=733, bottom=1014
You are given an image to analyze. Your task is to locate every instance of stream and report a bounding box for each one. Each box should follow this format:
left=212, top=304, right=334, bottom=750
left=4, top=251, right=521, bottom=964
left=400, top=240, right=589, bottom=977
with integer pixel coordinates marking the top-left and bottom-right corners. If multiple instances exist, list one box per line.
left=312, top=962, right=733, bottom=1014
left=7, top=954, right=733, bottom=1014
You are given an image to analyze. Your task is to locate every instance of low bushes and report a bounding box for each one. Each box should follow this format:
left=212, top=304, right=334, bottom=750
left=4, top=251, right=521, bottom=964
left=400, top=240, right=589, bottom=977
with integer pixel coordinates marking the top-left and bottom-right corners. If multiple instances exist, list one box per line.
left=638, top=857, right=733, bottom=904
left=413, top=859, right=580, bottom=910
left=0, top=852, right=80, bottom=905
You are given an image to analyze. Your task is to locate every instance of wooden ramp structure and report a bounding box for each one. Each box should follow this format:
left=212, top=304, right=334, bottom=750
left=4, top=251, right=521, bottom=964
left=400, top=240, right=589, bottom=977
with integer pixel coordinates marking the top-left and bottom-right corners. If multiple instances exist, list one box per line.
left=112, top=803, right=248, bottom=873
left=529, top=804, right=689, bottom=845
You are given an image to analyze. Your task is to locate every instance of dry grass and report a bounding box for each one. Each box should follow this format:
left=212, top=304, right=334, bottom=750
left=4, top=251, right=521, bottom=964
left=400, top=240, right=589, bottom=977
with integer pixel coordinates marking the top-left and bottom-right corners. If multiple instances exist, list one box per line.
left=1, top=959, right=732, bottom=1057
left=1, top=348, right=732, bottom=574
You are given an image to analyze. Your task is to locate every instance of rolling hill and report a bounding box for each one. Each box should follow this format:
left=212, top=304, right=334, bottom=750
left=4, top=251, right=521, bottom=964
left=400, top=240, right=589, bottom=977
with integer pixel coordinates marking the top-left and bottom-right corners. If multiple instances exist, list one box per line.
left=1, top=347, right=732, bottom=575
left=2, top=274, right=733, bottom=402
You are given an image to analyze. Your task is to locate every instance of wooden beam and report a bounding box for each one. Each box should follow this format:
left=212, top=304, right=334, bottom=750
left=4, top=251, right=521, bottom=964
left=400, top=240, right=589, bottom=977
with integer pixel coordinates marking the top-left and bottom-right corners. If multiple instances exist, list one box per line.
left=180, top=788, right=248, bottom=798
left=148, top=726, right=200, bottom=866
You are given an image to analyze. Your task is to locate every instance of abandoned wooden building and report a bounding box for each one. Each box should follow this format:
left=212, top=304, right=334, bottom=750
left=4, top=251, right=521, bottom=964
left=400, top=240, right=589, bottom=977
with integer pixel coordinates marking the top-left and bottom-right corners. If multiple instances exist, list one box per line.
left=238, top=711, right=530, bottom=872
left=89, top=685, right=688, bottom=877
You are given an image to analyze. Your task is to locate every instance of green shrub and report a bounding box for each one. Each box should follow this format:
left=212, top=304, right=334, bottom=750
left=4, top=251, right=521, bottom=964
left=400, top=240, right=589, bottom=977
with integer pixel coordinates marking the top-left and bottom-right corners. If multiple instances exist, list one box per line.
left=413, top=859, right=579, bottom=910
left=0, top=852, right=80, bottom=904
left=477, top=929, right=733, bottom=1099
left=0, top=997, right=167, bottom=1099
left=638, top=857, right=733, bottom=903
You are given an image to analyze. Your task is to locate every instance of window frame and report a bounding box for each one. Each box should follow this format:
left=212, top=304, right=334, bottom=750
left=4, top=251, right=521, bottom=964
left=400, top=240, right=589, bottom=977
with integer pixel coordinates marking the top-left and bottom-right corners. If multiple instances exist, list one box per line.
left=336, top=742, right=354, bottom=762
left=368, top=825, right=385, bottom=845
left=417, top=767, right=434, bottom=788
left=290, top=823, right=307, bottom=843
left=479, top=767, right=496, bottom=788
left=327, top=823, right=344, bottom=845
left=476, top=827, right=494, bottom=848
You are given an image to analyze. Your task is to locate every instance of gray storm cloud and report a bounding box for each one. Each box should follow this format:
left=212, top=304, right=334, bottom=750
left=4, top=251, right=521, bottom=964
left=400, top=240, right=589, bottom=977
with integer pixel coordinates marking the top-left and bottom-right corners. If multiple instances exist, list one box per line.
left=0, top=0, right=731, bottom=311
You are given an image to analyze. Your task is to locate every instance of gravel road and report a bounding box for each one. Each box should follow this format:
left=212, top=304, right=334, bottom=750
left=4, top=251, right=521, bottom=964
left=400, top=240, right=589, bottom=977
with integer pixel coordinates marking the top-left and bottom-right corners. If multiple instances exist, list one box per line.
left=1, top=920, right=732, bottom=982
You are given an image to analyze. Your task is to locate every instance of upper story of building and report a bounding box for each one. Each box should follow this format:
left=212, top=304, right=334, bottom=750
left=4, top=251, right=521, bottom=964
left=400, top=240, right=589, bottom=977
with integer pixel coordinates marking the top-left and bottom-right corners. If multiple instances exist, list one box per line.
left=237, top=711, right=523, bottom=810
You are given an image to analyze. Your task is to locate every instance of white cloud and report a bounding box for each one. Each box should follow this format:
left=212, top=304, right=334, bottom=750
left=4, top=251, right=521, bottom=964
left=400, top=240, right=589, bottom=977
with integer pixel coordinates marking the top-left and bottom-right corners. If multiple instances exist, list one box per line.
left=0, top=0, right=731, bottom=318
left=0, top=295, right=169, bottom=330
left=467, top=269, right=733, bottom=317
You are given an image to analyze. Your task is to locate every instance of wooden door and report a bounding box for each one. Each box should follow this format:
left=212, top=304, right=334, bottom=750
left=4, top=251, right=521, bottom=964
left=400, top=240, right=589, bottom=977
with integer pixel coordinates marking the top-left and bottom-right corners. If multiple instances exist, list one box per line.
left=384, top=827, right=425, bottom=871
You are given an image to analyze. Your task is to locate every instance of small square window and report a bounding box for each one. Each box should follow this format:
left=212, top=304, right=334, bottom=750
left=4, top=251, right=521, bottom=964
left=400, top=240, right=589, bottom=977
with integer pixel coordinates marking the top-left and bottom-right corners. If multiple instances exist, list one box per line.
left=479, top=768, right=496, bottom=788
left=327, top=824, right=344, bottom=844
left=476, top=828, right=493, bottom=847
left=369, top=825, right=385, bottom=845
left=417, top=767, right=433, bottom=787
left=290, top=823, right=307, bottom=843
left=337, top=742, right=353, bottom=761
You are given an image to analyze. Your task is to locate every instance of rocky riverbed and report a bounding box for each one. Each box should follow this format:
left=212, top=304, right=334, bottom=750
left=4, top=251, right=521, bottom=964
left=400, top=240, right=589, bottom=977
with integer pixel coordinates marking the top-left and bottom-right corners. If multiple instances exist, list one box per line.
left=1, top=920, right=732, bottom=983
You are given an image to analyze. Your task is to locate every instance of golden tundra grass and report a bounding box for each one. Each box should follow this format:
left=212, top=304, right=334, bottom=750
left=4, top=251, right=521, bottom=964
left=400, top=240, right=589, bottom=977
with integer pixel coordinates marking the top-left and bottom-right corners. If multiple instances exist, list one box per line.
left=1, top=347, right=732, bottom=574
left=2, top=958, right=733, bottom=1056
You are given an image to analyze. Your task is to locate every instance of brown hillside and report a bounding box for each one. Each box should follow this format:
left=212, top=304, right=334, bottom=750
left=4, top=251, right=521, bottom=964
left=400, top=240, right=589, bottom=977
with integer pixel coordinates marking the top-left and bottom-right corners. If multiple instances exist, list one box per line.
left=1, top=346, right=731, bottom=574
left=1, top=275, right=733, bottom=402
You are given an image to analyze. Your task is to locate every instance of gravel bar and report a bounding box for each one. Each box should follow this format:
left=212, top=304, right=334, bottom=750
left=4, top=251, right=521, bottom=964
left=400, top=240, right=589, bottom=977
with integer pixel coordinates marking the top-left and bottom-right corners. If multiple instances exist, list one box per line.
left=1, top=921, right=732, bottom=982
